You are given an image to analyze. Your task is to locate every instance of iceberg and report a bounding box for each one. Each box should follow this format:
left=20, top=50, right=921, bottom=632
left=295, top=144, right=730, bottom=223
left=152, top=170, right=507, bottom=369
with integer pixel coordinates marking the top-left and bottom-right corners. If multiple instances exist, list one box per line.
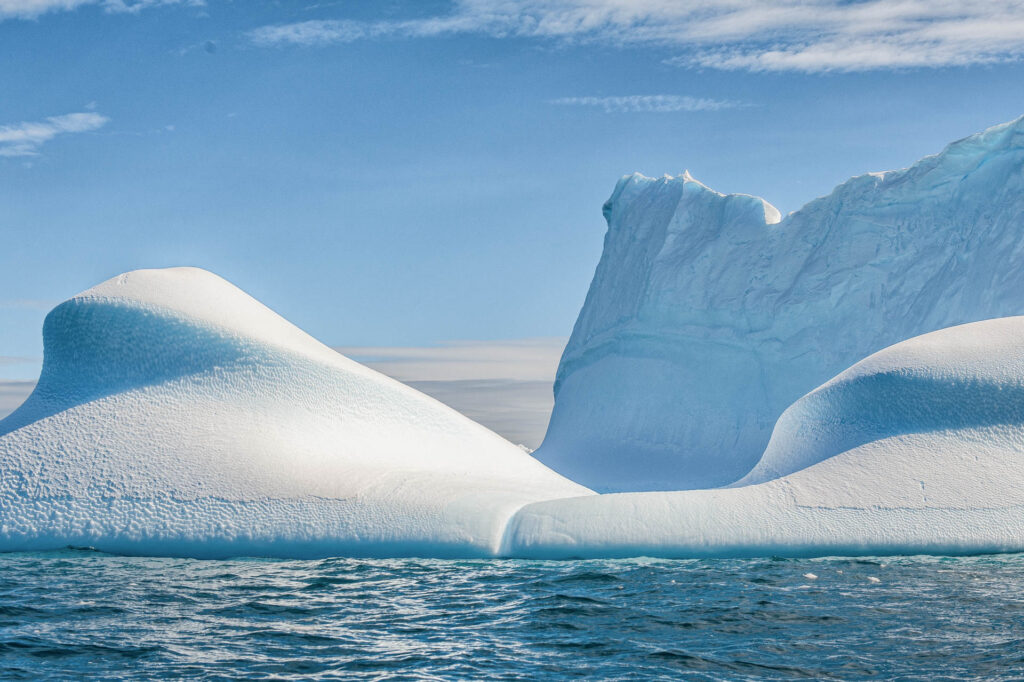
left=537, top=115, right=1024, bottom=491
left=0, top=268, right=591, bottom=558
left=4, top=116, right=1024, bottom=560
left=506, top=317, right=1024, bottom=558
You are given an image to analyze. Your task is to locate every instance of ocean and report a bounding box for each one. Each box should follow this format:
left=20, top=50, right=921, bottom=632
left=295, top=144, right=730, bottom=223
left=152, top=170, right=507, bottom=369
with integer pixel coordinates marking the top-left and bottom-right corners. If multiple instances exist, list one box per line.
left=2, top=549, right=1023, bottom=679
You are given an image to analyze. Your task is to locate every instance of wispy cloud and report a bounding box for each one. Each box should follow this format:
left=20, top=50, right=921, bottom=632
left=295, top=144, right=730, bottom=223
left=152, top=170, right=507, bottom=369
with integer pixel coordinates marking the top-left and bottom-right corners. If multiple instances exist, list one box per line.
left=101, top=0, right=203, bottom=14
left=0, top=112, right=108, bottom=157
left=248, top=20, right=379, bottom=47
left=247, top=0, right=1024, bottom=72
left=0, top=0, right=201, bottom=20
left=551, top=95, right=740, bottom=113
left=0, top=0, right=87, bottom=18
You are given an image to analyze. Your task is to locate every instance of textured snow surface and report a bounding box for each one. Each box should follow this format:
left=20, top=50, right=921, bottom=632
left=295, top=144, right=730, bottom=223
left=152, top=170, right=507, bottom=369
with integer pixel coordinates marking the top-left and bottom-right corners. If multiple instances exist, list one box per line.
left=0, top=268, right=591, bottom=558
left=538, top=115, right=1024, bottom=491
left=3, top=270, right=1024, bottom=559
left=506, top=317, right=1024, bottom=558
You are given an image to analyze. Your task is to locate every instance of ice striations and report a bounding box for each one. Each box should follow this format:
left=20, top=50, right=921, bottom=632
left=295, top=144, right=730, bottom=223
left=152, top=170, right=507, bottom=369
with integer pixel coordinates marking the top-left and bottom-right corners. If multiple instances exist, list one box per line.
left=537, top=115, right=1024, bottom=492
left=0, top=268, right=591, bottom=558
left=506, top=317, right=1024, bottom=558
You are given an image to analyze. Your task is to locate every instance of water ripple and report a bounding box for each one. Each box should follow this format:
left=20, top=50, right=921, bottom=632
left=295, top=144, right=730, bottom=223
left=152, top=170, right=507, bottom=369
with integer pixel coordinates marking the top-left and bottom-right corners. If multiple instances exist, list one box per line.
left=1, top=550, right=1024, bottom=679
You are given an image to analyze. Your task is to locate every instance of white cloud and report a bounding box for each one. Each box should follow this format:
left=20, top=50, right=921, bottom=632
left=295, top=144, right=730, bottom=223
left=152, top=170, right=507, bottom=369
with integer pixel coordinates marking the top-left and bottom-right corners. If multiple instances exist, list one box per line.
left=551, top=95, right=740, bottom=113
left=0, top=111, right=108, bottom=157
left=0, top=0, right=88, bottom=18
left=101, top=0, right=203, bottom=14
left=247, top=0, right=1024, bottom=72
left=248, top=20, right=376, bottom=47
left=0, top=0, right=201, bottom=20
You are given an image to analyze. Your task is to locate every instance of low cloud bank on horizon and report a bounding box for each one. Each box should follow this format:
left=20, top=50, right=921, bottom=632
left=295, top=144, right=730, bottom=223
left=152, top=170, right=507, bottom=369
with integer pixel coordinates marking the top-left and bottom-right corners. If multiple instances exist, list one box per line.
left=339, top=338, right=566, bottom=448
left=336, top=337, right=564, bottom=383
left=245, top=0, right=1024, bottom=72
left=0, top=337, right=566, bottom=449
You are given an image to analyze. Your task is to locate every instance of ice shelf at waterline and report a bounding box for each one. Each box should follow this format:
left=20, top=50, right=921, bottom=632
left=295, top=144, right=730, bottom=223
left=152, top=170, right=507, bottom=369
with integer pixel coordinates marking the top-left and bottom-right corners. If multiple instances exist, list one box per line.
left=507, top=317, right=1024, bottom=558
left=3, top=268, right=1024, bottom=559
left=537, top=114, right=1024, bottom=492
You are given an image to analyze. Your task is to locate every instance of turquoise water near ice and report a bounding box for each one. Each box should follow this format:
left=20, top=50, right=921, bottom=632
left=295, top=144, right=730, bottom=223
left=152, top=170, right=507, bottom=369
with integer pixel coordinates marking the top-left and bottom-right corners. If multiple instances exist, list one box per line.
left=2, top=550, right=1023, bottom=679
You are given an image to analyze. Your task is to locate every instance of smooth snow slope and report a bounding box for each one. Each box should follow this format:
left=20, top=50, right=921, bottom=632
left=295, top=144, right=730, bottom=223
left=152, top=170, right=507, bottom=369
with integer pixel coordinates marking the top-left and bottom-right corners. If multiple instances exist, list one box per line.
left=0, top=268, right=591, bottom=558
left=537, top=115, right=1024, bottom=492
left=506, top=317, right=1024, bottom=558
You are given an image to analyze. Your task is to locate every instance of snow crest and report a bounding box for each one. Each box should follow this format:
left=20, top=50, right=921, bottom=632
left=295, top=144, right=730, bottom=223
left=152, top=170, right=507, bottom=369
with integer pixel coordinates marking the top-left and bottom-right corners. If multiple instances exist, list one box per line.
left=0, top=268, right=591, bottom=558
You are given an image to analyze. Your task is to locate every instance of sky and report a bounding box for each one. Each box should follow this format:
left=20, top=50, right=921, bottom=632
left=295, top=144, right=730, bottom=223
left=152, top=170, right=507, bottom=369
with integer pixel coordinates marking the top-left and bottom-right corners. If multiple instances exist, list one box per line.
left=3, top=0, right=1024, bottom=443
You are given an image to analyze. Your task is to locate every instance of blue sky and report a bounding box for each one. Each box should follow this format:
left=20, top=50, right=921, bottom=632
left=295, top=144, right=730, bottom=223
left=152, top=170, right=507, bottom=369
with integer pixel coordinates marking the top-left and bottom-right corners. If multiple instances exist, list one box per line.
left=3, top=0, right=1024, bottom=410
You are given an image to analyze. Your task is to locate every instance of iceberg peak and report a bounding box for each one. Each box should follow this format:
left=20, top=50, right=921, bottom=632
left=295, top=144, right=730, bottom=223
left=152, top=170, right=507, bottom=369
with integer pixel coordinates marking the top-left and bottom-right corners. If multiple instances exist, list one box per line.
left=61, top=267, right=333, bottom=360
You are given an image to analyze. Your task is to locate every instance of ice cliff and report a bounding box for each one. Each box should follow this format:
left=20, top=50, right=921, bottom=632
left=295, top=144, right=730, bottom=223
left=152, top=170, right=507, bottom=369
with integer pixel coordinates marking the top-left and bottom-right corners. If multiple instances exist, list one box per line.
left=537, top=115, right=1024, bottom=492
left=0, top=268, right=591, bottom=558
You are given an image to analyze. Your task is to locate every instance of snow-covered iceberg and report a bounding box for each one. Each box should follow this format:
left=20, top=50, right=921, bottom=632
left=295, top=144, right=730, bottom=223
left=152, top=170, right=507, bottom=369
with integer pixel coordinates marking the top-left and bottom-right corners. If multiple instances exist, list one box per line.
left=5, top=116, right=1024, bottom=560
left=537, top=115, right=1024, bottom=491
left=506, top=317, right=1024, bottom=558
left=0, top=268, right=591, bottom=558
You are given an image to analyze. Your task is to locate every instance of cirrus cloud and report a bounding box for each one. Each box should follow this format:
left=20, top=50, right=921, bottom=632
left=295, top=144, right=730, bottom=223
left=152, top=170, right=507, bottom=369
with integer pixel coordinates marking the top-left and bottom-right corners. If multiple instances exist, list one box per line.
left=550, top=95, right=742, bottom=113
left=0, top=0, right=201, bottom=19
left=247, top=0, right=1024, bottom=72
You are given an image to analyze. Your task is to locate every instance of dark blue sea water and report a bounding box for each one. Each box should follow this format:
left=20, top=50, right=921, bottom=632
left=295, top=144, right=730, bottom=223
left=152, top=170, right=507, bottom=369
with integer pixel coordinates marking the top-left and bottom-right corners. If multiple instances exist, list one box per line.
left=2, top=550, right=1023, bottom=680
